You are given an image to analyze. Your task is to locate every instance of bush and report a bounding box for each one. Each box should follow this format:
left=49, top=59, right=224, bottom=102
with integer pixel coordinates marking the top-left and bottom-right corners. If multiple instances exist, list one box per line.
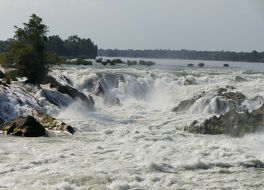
left=95, top=58, right=103, bottom=63
left=111, top=59, right=124, bottom=64
left=4, top=69, right=19, bottom=84
left=66, top=58, right=92, bottom=65
left=127, top=60, right=137, bottom=66
left=46, top=52, right=66, bottom=64
left=138, top=60, right=155, bottom=66
left=10, top=14, right=49, bottom=84
left=0, top=53, right=13, bottom=68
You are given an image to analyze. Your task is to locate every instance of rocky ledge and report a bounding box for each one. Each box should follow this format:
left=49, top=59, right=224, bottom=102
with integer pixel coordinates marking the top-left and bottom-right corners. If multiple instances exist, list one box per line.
left=0, top=114, right=76, bottom=137
left=185, top=104, right=264, bottom=137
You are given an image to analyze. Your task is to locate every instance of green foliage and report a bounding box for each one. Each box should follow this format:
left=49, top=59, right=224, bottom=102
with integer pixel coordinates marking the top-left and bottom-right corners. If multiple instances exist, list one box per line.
left=138, top=60, right=155, bottom=66
left=10, top=14, right=49, bottom=83
left=66, top=58, right=92, bottom=65
left=47, top=35, right=98, bottom=59
left=4, top=70, right=19, bottom=84
left=46, top=52, right=65, bottom=64
left=111, top=59, right=124, bottom=64
left=98, top=49, right=264, bottom=63
left=96, top=58, right=103, bottom=63
left=127, top=60, right=137, bottom=66
left=205, top=125, right=224, bottom=134
left=0, top=53, right=13, bottom=68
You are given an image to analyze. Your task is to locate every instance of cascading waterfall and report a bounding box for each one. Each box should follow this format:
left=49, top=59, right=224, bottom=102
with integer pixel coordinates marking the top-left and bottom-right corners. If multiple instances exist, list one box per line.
left=1, top=62, right=264, bottom=189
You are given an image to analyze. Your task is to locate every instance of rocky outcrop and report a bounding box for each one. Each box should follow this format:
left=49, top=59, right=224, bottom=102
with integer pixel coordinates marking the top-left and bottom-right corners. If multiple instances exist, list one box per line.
left=0, top=70, right=4, bottom=78
left=35, top=112, right=76, bottom=135
left=235, top=76, right=247, bottom=82
left=1, top=116, right=46, bottom=137
left=57, top=85, right=95, bottom=109
left=172, top=92, right=205, bottom=112
left=172, top=88, right=246, bottom=113
left=185, top=104, right=264, bottom=137
left=42, top=75, right=95, bottom=109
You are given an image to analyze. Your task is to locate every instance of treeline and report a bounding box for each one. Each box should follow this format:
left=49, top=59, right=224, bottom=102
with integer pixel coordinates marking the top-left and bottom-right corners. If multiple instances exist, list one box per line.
left=0, top=35, right=98, bottom=59
left=99, top=49, right=264, bottom=63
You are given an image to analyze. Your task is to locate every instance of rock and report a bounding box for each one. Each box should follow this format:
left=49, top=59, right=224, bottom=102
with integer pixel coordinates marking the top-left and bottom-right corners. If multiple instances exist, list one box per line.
left=187, top=64, right=194, bottom=67
left=235, top=76, right=247, bottom=82
left=35, top=113, right=76, bottom=135
left=223, top=64, right=229, bottom=67
left=93, top=82, right=105, bottom=96
left=2, top=116, right=46, bottom=137
left=42, top=75, right=62, bottom=87
left=220, top=91, right=246, bottom=106
left=42, top=76, right=95, bottom=109
left=183, top=78, right=196, bottom=86
left=37, top=89, right=72, bottom=107
left=185, top=104, right=264, bottom=136
left=0, top=70, right=4, bottom=78
left=57, top=85, right=95, bottom=109
left=198, top=63, right=205, bottom=67
left=173, top=88, right=246, bottom=113
left=172, top=92, right=206, bottom=112
left=0, top=118, right=4, bottom=128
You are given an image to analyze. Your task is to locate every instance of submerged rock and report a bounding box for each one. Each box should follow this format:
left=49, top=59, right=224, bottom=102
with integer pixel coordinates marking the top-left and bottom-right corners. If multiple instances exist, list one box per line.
left=235, top=76, right=247, bottom=82
left=2, top=116, right=46, bottom=137
left=185, top=104, right=264, bottom=136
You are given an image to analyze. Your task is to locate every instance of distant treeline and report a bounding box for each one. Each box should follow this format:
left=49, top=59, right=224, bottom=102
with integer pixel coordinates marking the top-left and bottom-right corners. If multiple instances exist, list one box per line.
left=0, top=35, right=98, bottom=58
left=99, top=49, right=264, bottom=63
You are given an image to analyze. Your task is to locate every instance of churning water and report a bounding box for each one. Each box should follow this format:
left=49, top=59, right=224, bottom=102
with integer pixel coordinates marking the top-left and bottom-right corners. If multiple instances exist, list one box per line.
left=1, top=59, right=264, bottom=189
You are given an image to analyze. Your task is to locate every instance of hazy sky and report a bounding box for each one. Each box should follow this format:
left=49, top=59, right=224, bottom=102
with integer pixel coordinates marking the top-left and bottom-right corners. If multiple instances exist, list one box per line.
left=1, top=0, right=264, bottom=51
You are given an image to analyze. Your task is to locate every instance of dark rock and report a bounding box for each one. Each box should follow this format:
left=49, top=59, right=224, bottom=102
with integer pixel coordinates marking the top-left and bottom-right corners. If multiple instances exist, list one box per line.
left=42, top=76, right=95, bottom=109
left=2, top=116, right=46, bottom=137
left=35, top=113, right=76, bottom=135
left=183, top=78, right=196, bottom=86
left=172, top=89, right=246, bottom=113
left=187, top=64, right=194, bottom=67
left=220, top=91, right=246, bottom=105
left=223, top=64, right=229, bottom=67
left=235, top=76, right=247, bottom=82
left=93, top=82, right=105, bottom=96
left=42, top=75, right=61, bottom=87
left=198, top=63, right=205, bottom=67
left=57, top=85, right=95, bottom=109
left=185, top=104, right=264, bottom=136
left=62, top=75, right=73, bottom=85
left=38, top=89, right=72, bottom=107
left=172, top=92, right=205, bottom=112
left=0, top=70, right=4, bottom=78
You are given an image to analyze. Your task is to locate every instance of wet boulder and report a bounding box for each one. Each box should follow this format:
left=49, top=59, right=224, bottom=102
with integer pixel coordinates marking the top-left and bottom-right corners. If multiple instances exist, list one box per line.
left=35, top=113, right=76, bottom=135
left=172, top=92, right=206, bottom=112
left=57, top=85, right=95, bottom=109
left=172, top=89, right=246, bottom=113
left=220, top=91, right=246, bottom=106
left=235, top=76, right=247, bottom=82
left=93, top=82, right=105, bottom=96
left=0, top=70, right=4, bottom=78
left=2, top=116, right=46, bottom=137
left=185, top=104, right=264, bottom=137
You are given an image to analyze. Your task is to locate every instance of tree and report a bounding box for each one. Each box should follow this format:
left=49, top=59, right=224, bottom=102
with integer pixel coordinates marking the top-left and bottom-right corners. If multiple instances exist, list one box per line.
left=10, top=14, right=49, bottom=83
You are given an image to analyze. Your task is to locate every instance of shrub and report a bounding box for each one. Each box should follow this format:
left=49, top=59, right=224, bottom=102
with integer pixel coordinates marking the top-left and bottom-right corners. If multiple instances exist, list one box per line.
left=127, top=60, right=137, bottom=66
left=138, top=60, right=155, bottom=66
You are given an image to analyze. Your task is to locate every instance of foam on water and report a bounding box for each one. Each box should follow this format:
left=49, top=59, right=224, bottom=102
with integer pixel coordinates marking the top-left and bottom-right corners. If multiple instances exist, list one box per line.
left=1, top=62, right=264, bottom=189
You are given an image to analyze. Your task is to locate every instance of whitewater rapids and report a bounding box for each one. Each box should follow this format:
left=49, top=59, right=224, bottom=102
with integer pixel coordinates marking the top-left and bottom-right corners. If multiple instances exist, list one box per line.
left=1, top=59, right=264, bottom=189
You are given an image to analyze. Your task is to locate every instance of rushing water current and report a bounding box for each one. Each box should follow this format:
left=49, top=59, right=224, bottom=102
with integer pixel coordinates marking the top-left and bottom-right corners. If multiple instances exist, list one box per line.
left=1, top=59, right=264, bottom=189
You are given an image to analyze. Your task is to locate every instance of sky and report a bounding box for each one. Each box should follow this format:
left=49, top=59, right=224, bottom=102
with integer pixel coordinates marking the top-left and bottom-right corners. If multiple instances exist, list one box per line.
left=0, top=0, right=264, bottom=51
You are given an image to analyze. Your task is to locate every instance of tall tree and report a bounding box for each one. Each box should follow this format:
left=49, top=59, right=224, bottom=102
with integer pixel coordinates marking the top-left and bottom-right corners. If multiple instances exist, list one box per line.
left=10, top=14, right=49, bottom=83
